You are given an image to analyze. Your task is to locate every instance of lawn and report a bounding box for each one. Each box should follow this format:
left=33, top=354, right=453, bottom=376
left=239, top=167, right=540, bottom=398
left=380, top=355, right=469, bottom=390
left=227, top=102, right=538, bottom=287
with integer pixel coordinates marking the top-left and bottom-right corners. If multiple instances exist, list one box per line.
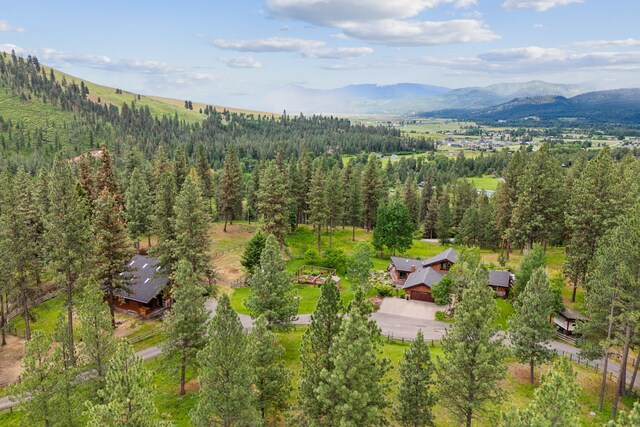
left=494, top=298, right=515, bottom=330
left=465, top=174, right=502, bottom=191
left=9, top=294, right=66, bottom=337
left=230, top=281, right=364, bottom=315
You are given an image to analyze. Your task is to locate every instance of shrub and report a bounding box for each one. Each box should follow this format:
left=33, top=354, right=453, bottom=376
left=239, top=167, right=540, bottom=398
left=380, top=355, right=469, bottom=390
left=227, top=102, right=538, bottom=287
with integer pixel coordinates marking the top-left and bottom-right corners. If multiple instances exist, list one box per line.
left=324, top=248, right=347, bottom=272
left=431, top=275, right=454, bottom=306
left=304, top=249, right=318, bottom=264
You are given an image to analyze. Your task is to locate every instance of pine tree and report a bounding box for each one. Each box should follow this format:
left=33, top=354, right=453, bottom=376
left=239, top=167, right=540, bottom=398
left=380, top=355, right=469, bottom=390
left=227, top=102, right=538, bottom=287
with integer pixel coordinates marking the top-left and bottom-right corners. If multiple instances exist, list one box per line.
left=297, top=152, right=313, bottom=224
left=246, top=164, right=261, bottom=224
left=511, top=143, right=563, bottom=250
left=347, top=242, right=373, bottom=293
left=494, top=150, right=526, bottom=259
left=437, top=263, right=507, bottom=427
left=93, top=188, right=133, bottom=328
left=248, top=316, right=292, bottom=423
left=372, top=201, right=414, bottom=256
left=151, top=171, right=178, bottom=277
left=508, top=268, right=556, bottom=384
left=87, top=340, right=172, bottom=426
left=499, top=357, right=580, bottom=427
left=0, top=171, right=40, bottom=340
left=450, top=179, right=477, bottom=229
left=52, top=313, right=81, bottom=427
left=246, top=235, right=298, bottom=330
left=419, top=172, right=434, bottom=224
left=173, top=174, right=211, bottom=276
left=325, top=166, right=344, bottom=248
left=423, top=188, right=439, bottom=239
left=240, top=230, right=267, bottom=275
left=77, top=279, right=115, bottom=382
left=9, top=331, right=58, bottom=426
left=195, top=144, right=215, bottom=214
left=435, top=191, right=452, bottom=245
left=608, top=402, right=640, bottom=427
left=394, top=330, right=436, bottom=427
left=298, top=280, right=342, bottom=425
left=161, top=260, right=208, bottom=395
left=308, top=163, right=328, bottom=256
left=219, top=145, right=243, bottom=231
left=362, top=154, right=383, bottom=231
left=403, top=174, right=420, bottom=227
left=173, top=145, right=190, bottom=191
left=582, top=204, right=640, bottom=416
left=125, top=167, right=153, bottom=249
left=316, top=305, right=390, bottom=426
left=564, top=147, right=618, bottom=302
left=513, top=244, right=546, bottom=296
left=258, top=161, right=288, bottom=246
left=347, top=164, right=363, bottom=241
left=96, top=145, right=122, bottom=207
left=191, top=294, right=259, bottom=426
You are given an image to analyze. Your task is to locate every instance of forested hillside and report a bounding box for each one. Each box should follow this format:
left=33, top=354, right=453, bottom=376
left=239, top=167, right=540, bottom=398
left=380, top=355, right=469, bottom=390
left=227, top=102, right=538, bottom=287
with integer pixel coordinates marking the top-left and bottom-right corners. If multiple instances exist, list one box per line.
left=0, top=51, right=434, bottom=174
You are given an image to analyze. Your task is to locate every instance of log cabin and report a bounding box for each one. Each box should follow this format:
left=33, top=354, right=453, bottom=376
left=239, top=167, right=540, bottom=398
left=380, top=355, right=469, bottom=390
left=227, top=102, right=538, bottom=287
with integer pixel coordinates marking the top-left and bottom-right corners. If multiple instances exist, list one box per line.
left=114, top=255, right=171, bottom=318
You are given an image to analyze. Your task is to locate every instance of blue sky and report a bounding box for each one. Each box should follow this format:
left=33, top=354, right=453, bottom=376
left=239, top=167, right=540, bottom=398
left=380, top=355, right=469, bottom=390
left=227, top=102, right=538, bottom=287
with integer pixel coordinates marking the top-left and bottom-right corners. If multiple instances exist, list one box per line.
left=1, top=0, right=640, bottom=110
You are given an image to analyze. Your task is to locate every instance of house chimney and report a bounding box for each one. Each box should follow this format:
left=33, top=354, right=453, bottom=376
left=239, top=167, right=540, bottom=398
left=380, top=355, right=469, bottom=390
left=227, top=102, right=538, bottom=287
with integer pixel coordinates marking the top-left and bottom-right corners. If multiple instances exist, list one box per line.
left=411, top=265, right=416, bottom=272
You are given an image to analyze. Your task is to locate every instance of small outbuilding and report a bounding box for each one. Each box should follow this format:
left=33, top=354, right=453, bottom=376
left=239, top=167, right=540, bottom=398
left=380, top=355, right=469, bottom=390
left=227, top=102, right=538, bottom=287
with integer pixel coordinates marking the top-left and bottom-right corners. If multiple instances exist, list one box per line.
left=488, top=270, right=513, bottom=297
left=552, top=307, right=588, bottom=335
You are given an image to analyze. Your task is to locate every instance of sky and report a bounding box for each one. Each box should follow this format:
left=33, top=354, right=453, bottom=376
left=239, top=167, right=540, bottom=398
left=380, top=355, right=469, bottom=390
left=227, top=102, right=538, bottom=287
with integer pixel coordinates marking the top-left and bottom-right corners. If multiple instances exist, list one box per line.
left=1, top=0, right=640, bottom=110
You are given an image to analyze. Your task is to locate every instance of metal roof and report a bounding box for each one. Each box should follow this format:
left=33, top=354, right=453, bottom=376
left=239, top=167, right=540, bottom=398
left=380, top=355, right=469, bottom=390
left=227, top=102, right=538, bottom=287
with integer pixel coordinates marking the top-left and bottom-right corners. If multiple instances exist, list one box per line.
left=390, top=256, right=424, bottom=273
left=116, top=255, right=169, bottom=304
left=557, top=307, right=589, bottom=321
left=488, top=270, right=512, bottom=288
left=421, top=248, right=459, bottom=267
left=402, top=266, right=444, bottom=289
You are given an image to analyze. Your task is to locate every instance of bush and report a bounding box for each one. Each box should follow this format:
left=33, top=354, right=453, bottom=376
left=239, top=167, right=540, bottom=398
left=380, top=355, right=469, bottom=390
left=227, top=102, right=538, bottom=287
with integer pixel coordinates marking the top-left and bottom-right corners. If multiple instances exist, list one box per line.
left=431, top=275, right=454, bottom=306
left=435, top=311, right=453, bottom=323
left=374, top=281, right=396, bottom=297
left=304, top=249, right=318, bottom=264
left=323, top=247, right=347, bottom=272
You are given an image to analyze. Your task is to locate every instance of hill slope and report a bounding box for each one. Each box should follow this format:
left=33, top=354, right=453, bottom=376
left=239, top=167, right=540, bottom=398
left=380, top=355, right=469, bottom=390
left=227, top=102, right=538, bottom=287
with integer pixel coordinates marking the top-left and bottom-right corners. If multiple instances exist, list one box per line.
left=426, top=89, right=640, bottom=125
left=265, top=80, right=587, bottom=115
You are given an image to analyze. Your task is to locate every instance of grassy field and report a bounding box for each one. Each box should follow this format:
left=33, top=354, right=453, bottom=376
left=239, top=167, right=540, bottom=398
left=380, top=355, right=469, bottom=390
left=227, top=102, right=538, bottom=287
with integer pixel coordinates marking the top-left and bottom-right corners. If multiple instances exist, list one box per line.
left=466, top=174, right=502, bottom=191
left=9, top=294, right=66, bottom=336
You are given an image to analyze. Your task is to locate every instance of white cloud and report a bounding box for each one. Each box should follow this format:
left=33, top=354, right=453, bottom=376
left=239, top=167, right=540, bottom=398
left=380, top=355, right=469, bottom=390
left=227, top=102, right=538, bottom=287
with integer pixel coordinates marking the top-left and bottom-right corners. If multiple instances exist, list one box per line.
left=301, top=47, right=373, bottom=58
left=220, top=56, right=262, bottom=69
left=532, top=23, right=545, bottom=29
left=502, top=0, right=583, bottom=11
left=211, top=37, right=373, bottom=59
left=211, top=37, right=324, bottom=53
left=572, top=38, right=640, bottom=48
left=410, top=46, right=640, bottom=74
left=193, top=73, right=218, bottom=81
left=267, top=0, right=474, bottom=24
left=266, top=0, right=494, bottom=46
left=340, top=19, right=498, bottom=46
left=0, top=43, right=26, bottom=55
left=39, top=48, right=174, bottom=74
left=0, top=20, right=25, bottom=32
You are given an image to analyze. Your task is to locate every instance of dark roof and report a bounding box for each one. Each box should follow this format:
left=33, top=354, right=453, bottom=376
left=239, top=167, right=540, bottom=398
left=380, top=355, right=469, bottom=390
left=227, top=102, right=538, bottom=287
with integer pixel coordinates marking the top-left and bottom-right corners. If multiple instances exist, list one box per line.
left=557, top=307, right=589, bottom=321
left=488, top=270, right=512, bottom=288
left=390, top=256, right=424, bottom=273
left=422, top=248, right=459, bottom=267
left=402, top=267, right=444, bottom=289
left=116, top=255, right=169, bottom=304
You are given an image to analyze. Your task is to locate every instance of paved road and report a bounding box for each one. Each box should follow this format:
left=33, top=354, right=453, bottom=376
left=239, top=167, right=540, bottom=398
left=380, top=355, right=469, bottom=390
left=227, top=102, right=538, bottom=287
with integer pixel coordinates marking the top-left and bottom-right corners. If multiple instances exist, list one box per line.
left=0, top=299, right=636, bottom=412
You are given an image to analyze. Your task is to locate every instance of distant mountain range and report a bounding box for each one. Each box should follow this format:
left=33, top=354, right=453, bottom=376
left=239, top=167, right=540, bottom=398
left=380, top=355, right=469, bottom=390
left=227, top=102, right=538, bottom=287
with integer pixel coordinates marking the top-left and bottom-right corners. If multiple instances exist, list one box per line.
left=264, top=81, right=593, bottom=116
left=426, top=89, right=640, bottom=125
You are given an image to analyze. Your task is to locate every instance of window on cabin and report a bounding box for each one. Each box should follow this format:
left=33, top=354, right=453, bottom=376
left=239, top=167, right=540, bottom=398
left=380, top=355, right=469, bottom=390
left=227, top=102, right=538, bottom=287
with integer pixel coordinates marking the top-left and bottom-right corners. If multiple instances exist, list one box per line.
left=440, top=261, right=448, bottom=270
